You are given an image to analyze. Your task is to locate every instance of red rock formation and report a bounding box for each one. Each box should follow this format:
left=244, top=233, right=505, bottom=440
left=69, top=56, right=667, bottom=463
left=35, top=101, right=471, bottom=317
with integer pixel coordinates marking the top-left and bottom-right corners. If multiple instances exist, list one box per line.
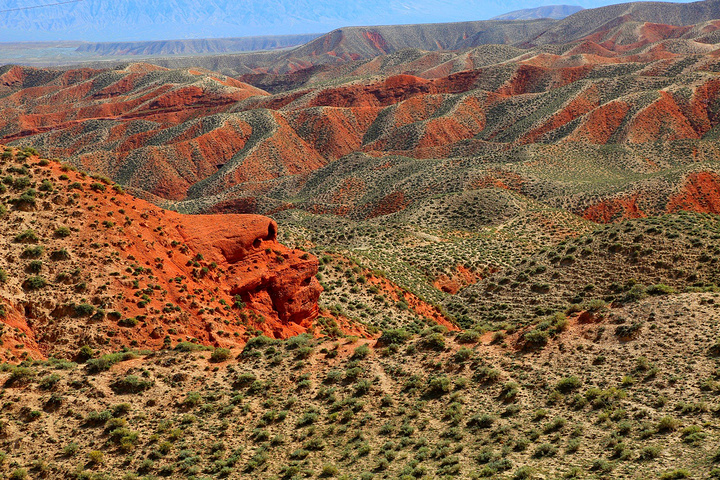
left=176, top=215, right=322, bottom=328
left=0, top=150, right=332, bottom=360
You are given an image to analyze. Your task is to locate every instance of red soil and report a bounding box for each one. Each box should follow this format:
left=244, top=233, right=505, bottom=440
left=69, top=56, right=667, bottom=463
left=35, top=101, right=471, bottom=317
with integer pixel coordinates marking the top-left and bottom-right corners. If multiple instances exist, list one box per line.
left=626, top=91, right=699, bottom=143
left=582, top=194, right=647, bottom=223
left=433, top=265, right=482, bottom=294
left=666, top=172, right=720, bottom=215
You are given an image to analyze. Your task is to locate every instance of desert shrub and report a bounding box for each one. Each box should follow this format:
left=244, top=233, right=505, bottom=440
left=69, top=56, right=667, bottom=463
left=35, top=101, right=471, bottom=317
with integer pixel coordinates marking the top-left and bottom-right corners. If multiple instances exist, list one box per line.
left=638, top=445, right=661, bottom=460
left=22, top=276, right=47, bottom=290
left=183, top=392, right=203, bottom=408
left=73, top=303, right=95, bottom=317
left=534, top=443, right=557, bottom=458
left=174, top=341, right=210, bottom=352
left=352, top=344, right=371, bottom=359
left=467, top=414, right=495, bottom=429
left=657, top=416, right=679, bottom=432
left=659, top=469, right=690, bottom=480
left=296, top=411, right=318, bottom=427
left=590, top=458, right=613, bottom=473
left=13, top=176, right=30, bottom=190
left=556, top=376, right=581, bottom=393
left=512, top=466, right=534, bottom=480
left=14, top=229, right=38, bottom=243
left=621, top=284, right=647, bottom=303
left=456, top=330, right=480, bottom=343
left=27, top=260, right=42, bottom=273
left=63, top=442, right=79, bottom=456
left=453, top=347, right=474, bottom=362
left=473, top=366, right=500, bottom=384
left=422, top=333, right=445, bottom=351
left=427, top=375, right=451, bottom=395
left=110, top=375, right=153, bottom=394
left=615, top=322, right=642, bottom=340
left=320, top=464, right=340, bottom=477
left=14, top=189, right=36, bottom=208
left=210, top=348, right=231, bottom=363
left=118, top=317, right=138, bottom=328
left=87, top=450, right=104, bottom=465
left=5, top=366, right=36, bottom=386
left=9, top=468, right=27, bottom=480
left=86, top=351, right=136, bottom=374
left=523, top=328, right=548, bottom=349
left=22, top=246, right=43, bottom=259
left=243, top=335, right=278, bottom=352
left=54, top=226, right=71, bottom=237
left=233, top=372, right=257, bottom=388
left=499, top=382, right=519, bottom=402
left=51, top=248, right=70, bottom=260
left=378, top=328, right=411, bottom=345
left=38, top=373, right=61, bottom=390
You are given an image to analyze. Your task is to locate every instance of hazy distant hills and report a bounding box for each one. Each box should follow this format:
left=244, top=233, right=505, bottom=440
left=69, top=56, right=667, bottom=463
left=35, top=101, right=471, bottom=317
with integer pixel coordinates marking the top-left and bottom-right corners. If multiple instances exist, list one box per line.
left=74, top=34, right=322, bottom=56
left=490, top=4, right=584, bottom=20
left=0, top=0, right=595, bottom=42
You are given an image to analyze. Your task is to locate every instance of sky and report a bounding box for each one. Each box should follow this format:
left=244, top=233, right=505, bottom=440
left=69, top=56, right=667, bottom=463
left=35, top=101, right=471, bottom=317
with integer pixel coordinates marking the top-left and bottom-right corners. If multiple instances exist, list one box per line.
left=0, top=0, right=704, bottom=42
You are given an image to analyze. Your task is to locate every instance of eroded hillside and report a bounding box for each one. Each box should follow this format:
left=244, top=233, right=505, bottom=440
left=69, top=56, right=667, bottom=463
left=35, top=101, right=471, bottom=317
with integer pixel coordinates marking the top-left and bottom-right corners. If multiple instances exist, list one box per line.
left=0, top=145, right=366, bottom=362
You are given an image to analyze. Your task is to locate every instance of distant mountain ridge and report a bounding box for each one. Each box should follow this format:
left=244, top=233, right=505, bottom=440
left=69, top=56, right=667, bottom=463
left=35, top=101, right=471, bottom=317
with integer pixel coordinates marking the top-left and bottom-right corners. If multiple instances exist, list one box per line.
left=74, top=34, right=322, bottom=56
left=530, top=0, right=720, bottom=45
left=491, top=4, right=584, bottom=20
left=0, top=0, right=590, bottom=42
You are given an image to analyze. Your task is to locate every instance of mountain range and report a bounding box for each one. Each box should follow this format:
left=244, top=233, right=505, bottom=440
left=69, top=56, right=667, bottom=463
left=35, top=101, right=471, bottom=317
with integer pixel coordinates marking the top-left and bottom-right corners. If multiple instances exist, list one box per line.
left=0, top=0, right=585, bottom=42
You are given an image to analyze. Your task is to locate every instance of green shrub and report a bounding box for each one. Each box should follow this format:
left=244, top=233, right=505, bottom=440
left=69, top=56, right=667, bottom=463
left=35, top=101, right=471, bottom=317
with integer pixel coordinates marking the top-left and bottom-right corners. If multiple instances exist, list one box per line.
left=87, top=450, right=104, bottom=465
left=74, top=303, right=95, bottom=317
left=455, top=330, right=480, bottom=343
left=22, top=276, right=47, bottom=290
left=320, top=464, right=340, bottom=477
left=427, top=375, right=451, bottom=395
left=9, top=468, right=27, bottom=480
left=378, top=328, right=411, bottom=345
left=423, top=333, right=445, bottom=351
left=659, top=469, right=690, bottom=480
left=556, top=376, right=581, bottom=393
left=352, top=344, right=371, bottom=359
left=14, top=229, right=38, bottom=243
left=533, top=443, right=557, bottom=458
left=110, top=375, right=153, bottom=394
left=467, top=414, right=495, bottom=429
left=27, top=260, right=42, bottom=273
left=54, top=226, right=71, bottom=237
left=6, top=366, right=36, bottom=386
left=86, top=352, right=136, bottom=374
left=657, top=416, right=679, bottom=432
left=646, top=283, right=675, bottom=295
left=210, top=348, right=231, bottom=363
left=523, top=329, right=548, bottom=349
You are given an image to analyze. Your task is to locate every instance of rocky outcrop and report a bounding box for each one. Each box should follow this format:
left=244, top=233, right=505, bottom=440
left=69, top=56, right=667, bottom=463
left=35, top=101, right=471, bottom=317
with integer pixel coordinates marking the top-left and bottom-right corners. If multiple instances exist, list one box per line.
left=0, top=147, right=327, bottom=360
left=176, top=214, right=322, bottom=329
